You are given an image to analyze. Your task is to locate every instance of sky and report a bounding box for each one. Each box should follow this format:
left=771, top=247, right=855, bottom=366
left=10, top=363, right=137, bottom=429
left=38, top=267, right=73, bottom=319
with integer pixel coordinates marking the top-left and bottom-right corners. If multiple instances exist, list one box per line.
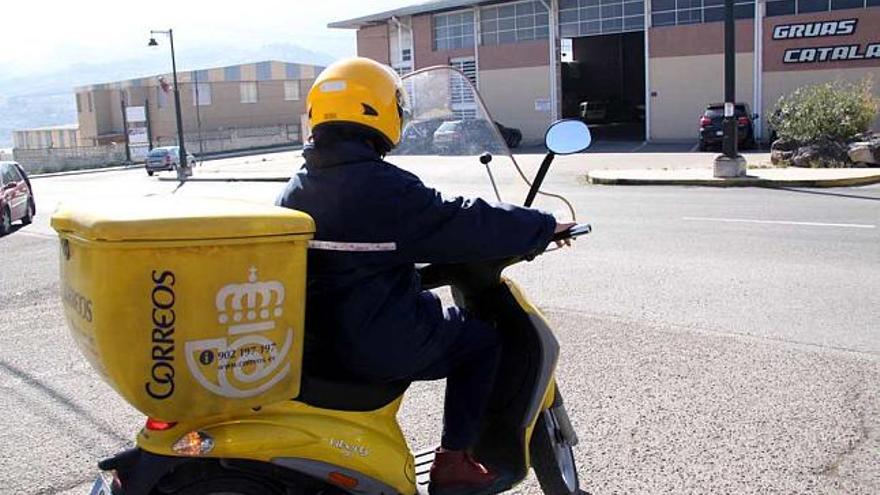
left=0, top=0, right=413, bottom=78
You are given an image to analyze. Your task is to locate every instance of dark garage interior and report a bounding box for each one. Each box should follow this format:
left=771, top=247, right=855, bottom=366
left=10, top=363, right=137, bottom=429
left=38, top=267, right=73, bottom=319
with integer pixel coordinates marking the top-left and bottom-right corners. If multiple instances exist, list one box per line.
left=562, top=32, right=646, bottom=141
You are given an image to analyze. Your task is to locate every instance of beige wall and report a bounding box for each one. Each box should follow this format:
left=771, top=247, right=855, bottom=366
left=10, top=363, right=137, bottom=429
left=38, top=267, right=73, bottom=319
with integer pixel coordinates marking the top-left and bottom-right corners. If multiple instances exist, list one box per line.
left=650, top=53, right=754, bottom=141
left=763, top=67, right=880, bottom=134
left=480, top=66, right=552, bottom=145
left=141, top=80, right=310, bottom=144
left=77, top=91, right=98, bottom=143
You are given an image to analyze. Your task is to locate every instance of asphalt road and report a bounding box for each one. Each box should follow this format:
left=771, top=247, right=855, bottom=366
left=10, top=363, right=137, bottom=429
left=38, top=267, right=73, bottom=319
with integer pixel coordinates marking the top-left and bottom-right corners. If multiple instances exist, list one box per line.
left=1, top=156, right=878, bottom=494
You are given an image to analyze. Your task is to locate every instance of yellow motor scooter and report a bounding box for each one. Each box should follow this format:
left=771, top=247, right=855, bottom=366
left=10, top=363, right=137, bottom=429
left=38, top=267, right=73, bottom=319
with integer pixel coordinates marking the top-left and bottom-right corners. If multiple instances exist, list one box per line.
left=54, top=67, right=593, bottom=495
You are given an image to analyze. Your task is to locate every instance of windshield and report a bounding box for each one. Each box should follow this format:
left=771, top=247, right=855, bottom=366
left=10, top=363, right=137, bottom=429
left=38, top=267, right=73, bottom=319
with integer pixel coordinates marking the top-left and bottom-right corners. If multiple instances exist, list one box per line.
left=391, top=66, right=575, bottom=222
left=148, top=149, right=170, bottom=157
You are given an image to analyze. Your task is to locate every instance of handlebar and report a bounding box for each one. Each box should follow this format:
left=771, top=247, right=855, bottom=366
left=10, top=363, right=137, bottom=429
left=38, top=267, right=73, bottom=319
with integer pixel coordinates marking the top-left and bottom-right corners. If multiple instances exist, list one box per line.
left=418, top=222, right=592, bottom=291
left=551, top=223, right=592, bottom=243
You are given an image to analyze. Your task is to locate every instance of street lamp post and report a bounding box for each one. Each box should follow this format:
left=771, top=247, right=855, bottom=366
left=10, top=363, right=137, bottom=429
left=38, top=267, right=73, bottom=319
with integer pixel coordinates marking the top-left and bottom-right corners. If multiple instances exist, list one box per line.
left=713, top=0, right=746, bottom=178
left=149, top=29, right=191, bottom=181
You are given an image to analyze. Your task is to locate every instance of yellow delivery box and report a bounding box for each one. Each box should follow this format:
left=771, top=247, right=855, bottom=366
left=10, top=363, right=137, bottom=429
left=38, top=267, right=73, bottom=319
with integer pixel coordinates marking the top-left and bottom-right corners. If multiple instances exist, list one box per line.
left=51, top=197, right=315, bottom=421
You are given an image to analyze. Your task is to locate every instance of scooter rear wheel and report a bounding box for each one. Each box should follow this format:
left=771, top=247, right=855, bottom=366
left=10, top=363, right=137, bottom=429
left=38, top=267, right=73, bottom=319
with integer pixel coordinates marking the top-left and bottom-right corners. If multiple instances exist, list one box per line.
left=530, top=394, right=580, bottom=495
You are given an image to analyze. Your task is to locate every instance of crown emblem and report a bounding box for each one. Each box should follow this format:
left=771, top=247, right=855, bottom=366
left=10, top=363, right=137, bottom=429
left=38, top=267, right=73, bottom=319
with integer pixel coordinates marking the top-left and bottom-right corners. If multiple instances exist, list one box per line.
left=215, top=267, right=285, bottom=333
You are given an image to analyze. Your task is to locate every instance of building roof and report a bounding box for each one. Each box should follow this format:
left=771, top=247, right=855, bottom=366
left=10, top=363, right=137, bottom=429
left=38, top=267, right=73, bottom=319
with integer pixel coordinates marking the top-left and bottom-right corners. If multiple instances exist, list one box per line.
left=14, top=124, right=79, bottom=132
left=329, top=0, right=485, bottom=29
left=75, top=60, right=324, bottom=93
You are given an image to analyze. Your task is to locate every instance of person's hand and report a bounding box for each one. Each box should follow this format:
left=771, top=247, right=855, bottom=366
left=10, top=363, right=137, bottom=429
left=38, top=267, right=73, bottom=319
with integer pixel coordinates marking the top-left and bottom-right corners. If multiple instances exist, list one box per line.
left=554, top=221, right=577, bottom=248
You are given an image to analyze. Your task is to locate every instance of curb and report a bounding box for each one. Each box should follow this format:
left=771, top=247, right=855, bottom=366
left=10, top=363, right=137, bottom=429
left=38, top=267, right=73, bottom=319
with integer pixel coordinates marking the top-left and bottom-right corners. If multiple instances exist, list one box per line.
left=30, top=165, right=141, bottom=179
left=587, top=172, right=880, bottom=188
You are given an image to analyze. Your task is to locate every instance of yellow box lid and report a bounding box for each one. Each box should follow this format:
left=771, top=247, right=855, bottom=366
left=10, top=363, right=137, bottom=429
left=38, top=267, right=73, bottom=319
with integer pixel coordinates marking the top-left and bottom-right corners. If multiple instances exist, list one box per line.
left=51, top=197, right=314, bottom=242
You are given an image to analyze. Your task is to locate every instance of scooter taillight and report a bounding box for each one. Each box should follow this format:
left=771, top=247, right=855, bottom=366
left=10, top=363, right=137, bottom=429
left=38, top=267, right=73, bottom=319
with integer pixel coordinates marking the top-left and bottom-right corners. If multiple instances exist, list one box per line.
left=328, top=472, right=359, bottom=489
left=145, top=417, right=177, bottom=431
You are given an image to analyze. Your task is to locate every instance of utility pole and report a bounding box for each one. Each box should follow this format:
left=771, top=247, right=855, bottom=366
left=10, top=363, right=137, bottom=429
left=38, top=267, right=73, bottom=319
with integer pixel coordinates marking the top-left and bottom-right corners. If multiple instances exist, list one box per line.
left=149, top=29, right=191, bottom=181
left=714, top=0, right=746, bottom=178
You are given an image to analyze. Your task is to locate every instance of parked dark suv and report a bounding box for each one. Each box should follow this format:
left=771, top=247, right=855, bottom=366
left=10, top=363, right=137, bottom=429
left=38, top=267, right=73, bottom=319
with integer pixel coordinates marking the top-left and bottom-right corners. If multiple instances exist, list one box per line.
left=0, top=161, right=35, bottom=236
left=699, top=103, right=756, bottom=151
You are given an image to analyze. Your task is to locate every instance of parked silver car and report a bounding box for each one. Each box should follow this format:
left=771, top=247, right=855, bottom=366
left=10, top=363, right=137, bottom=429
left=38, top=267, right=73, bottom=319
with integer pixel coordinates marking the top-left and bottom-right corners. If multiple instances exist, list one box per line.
left=145, top=146, right=196, bottom=176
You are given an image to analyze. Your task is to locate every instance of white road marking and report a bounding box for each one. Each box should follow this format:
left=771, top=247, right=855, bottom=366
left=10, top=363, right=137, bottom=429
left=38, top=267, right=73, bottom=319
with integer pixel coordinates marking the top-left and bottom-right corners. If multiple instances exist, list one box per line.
left=683, top=217, right=876, bottom=229
left=689, top=142, right=700, bottom=152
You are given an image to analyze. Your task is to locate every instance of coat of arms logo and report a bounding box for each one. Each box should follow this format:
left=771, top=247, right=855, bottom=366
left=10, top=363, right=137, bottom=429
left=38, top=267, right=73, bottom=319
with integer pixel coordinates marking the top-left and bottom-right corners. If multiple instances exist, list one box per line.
left=185, top=267, right=293, bottom=398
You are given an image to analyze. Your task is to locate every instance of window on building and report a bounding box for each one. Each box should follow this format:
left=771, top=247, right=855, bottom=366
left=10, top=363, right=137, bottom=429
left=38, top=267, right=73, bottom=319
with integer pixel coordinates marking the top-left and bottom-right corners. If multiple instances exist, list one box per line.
left=560, top=0, right=644, bottom=37
left=240, top=82, right=258, bottom=103
left=284, top=81, right=300, bottom=101
left=767, top=0, right=880, bottom=12
left=402, top=48, right=413, bottom=62
left=76, top=94, right=82, bottom=113
left=193, top=82, right=212, bottom=106
left=831, top=0, right=864, bottom=9
left=481, top=1, right=550, bottom=45
left=434, top=10, right=475, bottom=50
left=88, top=93, right=93, bottom=112
left=256, top=62, right=272, bottom=81
left=393, top=64, right=413, bottom=76
left=450, top=57, right=477, bottom=119
left=225, top=65, right=241, bottom=81
left=650, top=0, right=753, bottom=26
left=768, top=0, right=873, bottom=14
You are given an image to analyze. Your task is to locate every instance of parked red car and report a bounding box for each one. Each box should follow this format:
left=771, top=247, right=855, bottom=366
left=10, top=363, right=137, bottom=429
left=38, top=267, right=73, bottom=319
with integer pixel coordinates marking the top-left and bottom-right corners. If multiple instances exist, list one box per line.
left=1, top=161, right=35, bottom=235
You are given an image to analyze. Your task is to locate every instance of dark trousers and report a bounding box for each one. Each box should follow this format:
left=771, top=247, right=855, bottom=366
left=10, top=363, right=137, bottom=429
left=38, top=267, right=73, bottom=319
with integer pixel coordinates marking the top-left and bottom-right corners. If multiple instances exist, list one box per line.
left=409, top=306, right=502, bottom=451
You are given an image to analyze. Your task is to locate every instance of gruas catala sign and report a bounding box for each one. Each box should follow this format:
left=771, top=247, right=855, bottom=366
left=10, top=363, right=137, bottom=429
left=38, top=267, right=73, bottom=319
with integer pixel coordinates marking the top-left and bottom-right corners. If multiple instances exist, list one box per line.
left=772, top=18, right=880, bottom=64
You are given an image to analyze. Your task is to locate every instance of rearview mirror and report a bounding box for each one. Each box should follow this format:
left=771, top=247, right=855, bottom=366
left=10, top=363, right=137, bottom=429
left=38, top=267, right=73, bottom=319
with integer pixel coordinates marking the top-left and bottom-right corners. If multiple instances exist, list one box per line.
left=545, top=119, right=592, bottom=155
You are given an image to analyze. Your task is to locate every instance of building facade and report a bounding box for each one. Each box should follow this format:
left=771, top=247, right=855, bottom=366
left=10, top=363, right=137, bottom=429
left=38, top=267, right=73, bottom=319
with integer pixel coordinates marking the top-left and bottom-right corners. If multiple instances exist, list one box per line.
left=73, top=60, right=322, bottom=150
left=332, top=0, right=880, bottom=144
left=13, top=125, right=81, bottom=150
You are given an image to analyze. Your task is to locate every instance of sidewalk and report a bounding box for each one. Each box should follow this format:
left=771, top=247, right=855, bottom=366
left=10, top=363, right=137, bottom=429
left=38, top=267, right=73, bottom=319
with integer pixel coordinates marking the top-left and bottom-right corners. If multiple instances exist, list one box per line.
left=587, top=167, right=880, bottom=188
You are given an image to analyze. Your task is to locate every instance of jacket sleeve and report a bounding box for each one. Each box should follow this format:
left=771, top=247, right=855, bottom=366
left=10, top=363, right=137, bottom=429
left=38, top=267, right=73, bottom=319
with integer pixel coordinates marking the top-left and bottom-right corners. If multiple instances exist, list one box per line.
left=395, top=175, right=557, bottom=263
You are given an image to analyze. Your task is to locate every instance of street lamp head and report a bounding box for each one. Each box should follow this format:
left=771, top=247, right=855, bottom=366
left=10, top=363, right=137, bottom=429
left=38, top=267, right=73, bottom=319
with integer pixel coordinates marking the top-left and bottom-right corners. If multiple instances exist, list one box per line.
left=148, top=37, right=159, bottom=47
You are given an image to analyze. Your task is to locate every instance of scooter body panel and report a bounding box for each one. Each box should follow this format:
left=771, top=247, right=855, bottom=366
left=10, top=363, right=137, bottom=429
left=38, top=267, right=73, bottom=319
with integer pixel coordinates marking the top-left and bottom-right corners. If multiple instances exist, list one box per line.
left=137, top=397, right=416, bottom=494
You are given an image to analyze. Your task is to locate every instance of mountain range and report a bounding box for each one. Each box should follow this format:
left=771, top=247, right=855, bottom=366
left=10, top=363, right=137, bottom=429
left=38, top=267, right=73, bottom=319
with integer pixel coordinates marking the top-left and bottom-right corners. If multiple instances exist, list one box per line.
left=0, top=43, right=338, bottom=148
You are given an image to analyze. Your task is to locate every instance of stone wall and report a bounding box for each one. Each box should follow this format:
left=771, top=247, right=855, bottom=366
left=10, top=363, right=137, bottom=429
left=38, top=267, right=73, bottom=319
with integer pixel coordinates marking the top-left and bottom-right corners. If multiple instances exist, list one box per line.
left=13, top=124, right=302, bottom=173
left=13, top=145, right=128, bottom=174
left=153, top=124, right=301, bottom=156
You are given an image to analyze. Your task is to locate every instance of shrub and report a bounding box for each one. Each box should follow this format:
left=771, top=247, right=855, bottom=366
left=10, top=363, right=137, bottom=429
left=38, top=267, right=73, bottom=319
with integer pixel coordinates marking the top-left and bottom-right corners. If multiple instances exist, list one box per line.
left=769, top=78, right=879, bottom=144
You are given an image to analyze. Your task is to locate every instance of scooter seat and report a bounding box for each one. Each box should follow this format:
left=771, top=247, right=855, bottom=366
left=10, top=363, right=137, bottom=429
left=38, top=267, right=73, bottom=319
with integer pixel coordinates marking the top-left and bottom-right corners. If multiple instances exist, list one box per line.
left=297, top=373, right=410, bottom=412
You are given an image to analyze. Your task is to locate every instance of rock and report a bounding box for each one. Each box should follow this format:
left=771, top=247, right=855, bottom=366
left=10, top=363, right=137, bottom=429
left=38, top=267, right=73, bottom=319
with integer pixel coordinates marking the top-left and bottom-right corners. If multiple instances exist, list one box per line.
left=847, top=139, right=880, bottom=166
left=791, top=140, right=851, bottom=168
left=771, top=138, right=798, bottom=152
left=770, top=138, right=798, bottom=166
left=771, top=148, right=794, bottom=165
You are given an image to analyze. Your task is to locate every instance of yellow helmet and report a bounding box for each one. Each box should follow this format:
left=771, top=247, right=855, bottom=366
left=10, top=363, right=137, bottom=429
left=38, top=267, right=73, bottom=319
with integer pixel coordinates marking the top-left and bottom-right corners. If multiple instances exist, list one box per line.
left=307, top=57, right=408, bottom=151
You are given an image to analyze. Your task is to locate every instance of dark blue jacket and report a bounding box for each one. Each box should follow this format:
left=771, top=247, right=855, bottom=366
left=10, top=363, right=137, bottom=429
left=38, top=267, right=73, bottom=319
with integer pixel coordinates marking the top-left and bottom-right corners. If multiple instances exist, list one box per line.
left=276, top=141, right=556, bottom=379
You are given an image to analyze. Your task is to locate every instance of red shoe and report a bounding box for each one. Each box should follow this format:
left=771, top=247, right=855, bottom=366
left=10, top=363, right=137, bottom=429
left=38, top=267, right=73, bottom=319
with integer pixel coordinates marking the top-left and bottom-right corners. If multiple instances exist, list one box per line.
left=429, top=449, right=499, bottom=495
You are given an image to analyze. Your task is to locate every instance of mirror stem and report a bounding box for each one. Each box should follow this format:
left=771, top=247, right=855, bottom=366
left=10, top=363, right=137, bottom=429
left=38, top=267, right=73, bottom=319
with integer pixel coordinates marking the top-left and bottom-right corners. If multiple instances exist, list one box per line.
left=524, top=152, right=555, bottom=208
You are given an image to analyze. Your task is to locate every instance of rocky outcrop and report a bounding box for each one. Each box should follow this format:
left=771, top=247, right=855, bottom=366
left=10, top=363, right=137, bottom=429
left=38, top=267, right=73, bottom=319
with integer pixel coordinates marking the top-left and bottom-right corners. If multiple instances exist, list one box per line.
left=771, top=132, right=879, bottom=168
left=770, top=138, right=797, bottom=166
left=847, top=134, right=880, bottom=166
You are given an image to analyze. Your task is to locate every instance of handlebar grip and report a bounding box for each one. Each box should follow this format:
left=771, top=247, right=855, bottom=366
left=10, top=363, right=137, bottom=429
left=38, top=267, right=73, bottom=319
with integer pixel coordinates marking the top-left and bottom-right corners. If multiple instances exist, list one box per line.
left=551, top=223, right=592, bottom=242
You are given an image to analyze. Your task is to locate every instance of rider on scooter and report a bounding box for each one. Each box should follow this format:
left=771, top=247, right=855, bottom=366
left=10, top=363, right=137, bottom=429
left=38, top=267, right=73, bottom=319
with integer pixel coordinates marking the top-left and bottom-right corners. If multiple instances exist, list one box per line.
left=277, top=57, right=573, bottom=495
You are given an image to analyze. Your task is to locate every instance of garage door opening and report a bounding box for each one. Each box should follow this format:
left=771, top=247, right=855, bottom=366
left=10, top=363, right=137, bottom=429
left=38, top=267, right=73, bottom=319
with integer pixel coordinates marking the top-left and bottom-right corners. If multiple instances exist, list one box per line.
left=562, top=32, right=645, bottom=142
